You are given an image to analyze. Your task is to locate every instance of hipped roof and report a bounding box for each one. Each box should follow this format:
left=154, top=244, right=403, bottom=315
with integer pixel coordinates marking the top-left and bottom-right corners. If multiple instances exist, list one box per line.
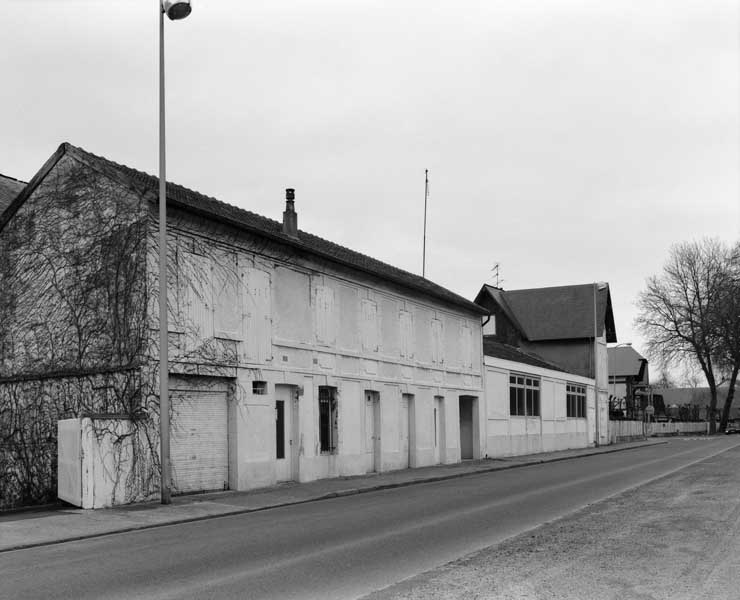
left=1, top=143, right=486, bottom=316
left=477, top=283, right=617, bottom=342
left=608, top=345, right=647, bottom=378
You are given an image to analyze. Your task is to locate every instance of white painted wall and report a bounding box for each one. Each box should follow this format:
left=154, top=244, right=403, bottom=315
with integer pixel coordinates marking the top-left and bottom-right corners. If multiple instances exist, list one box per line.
left=484, top=356, right=596, bottom=458
left=57, top=418, right=157, bottom=509
left=152, top=217, right=485, bottom=492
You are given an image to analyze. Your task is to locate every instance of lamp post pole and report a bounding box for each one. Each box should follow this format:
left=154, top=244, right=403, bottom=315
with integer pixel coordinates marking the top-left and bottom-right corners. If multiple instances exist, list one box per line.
left=593, top=282, right=608, bottom=447
left=159, top=0, right=191, bottom=505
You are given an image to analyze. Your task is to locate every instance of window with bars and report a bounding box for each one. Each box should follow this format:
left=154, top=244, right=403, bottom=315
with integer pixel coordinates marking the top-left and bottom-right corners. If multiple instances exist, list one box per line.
left=318, top=386, right=338, bottom=453
left=509, top=375, right=540, bottom=417
left=567, top=383, right=587, bottom=418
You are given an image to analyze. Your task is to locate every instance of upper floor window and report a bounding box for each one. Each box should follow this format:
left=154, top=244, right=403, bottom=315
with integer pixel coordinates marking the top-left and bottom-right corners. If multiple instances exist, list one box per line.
left=509, top=375, right=540, bottom=416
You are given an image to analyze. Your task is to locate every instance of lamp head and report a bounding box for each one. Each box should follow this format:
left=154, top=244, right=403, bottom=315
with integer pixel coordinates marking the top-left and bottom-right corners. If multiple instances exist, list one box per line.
left=163, top=0, right=191, bottom=20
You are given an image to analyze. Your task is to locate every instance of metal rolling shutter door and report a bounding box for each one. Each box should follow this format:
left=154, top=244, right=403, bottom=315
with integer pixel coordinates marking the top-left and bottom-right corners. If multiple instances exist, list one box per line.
left=171, top=390, right=228, bottom=494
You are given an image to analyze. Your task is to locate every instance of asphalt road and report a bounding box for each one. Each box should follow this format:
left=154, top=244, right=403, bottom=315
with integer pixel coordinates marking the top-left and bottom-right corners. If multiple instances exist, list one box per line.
left=2, top=438, right=738, bottom=600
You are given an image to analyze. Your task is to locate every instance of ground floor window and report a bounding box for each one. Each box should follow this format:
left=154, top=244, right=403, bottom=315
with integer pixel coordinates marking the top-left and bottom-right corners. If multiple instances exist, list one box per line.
left=318, top=386, right=338, bottom=453
left=567, top=383, right=587, bottom=418
left=509, top=375, right=540, bottom=416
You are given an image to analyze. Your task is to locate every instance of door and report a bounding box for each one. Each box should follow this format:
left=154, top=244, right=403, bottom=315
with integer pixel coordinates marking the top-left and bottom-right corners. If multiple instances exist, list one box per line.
left=275, top=385, right=294, bottom=482
left=400, top=394, right=412, bottom=469
left=364, top=391, right=379, bottom=473
left=459, top=396, right=474, bottom=460
left=433, top=396, right=444, bottom=464
left=171, top=388, right=229, bottom=494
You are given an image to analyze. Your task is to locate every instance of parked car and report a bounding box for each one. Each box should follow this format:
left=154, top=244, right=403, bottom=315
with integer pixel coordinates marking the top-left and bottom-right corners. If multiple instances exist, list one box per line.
left=725, top=421, right=740, bottom=435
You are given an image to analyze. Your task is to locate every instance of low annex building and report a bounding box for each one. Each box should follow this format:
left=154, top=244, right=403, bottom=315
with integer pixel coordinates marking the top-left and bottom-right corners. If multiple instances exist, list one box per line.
left=0, top=143, right=486, bottom=507
left=482, top=340, right=596, bottom=455
left=475, top=283, right=617, bottom=452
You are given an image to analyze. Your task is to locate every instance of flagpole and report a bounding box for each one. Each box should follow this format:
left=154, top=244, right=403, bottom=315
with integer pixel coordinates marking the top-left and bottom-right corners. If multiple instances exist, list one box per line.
left=423, top=169, right=428, bottom=278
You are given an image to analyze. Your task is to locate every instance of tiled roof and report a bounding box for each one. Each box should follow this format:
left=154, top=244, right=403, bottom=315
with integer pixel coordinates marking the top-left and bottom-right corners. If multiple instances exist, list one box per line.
left=0, top=173, right=25, bottom=216
left=8, top=143, right=486, bottom=316
left=608, top=345, right=646, bottom=377
left=478, top=283, right=617, bottom=342
left=483, top=338, right=568, bottom=372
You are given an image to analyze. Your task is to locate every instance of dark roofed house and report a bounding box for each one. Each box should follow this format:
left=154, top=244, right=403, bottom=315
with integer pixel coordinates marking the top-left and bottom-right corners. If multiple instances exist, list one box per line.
left=0, top=142, right=486, bottom=509
left=0, top=173, right=26, bottom=216
left=475, top=283, right=616, bottom=378
left=607, top=344, right=649, bottom=419
left=475, top=283, right=616, bottom=448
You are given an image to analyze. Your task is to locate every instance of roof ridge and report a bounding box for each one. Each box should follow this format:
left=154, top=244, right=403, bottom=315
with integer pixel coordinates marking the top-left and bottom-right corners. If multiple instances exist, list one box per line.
left=62, top=143, right=484, bottom=315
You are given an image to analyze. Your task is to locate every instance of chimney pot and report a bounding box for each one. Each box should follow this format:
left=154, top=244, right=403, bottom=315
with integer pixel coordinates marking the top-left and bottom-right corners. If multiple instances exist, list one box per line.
left=282, top=188, right=298, bottom=237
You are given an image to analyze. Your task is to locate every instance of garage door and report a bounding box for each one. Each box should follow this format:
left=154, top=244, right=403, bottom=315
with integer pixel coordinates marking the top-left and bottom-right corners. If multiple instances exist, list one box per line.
left=170, top=388, right=228, bottom=494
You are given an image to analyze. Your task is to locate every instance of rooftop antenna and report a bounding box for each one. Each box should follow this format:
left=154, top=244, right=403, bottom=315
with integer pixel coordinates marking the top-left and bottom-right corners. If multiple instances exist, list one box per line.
left=490, top=262, right=504, bottom=288
left=422, top=169, right=429, bottom=278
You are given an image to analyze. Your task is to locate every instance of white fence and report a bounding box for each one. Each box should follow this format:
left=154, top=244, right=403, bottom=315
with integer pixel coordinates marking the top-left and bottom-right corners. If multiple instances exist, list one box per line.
left=610, top=420, right=709, bottom=443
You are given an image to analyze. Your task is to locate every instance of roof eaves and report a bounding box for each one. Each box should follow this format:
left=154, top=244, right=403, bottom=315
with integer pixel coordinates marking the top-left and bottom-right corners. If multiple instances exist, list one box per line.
left=66, top=143, right=486, bottom=316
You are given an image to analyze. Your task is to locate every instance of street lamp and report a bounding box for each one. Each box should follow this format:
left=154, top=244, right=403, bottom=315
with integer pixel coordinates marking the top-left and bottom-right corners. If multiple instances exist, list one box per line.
left=159, top=0, right=191, bottom=505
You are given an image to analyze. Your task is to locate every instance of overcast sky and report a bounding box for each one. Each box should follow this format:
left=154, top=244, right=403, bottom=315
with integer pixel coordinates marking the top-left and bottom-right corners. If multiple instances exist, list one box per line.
left=2, top=1, right=738, bottom=379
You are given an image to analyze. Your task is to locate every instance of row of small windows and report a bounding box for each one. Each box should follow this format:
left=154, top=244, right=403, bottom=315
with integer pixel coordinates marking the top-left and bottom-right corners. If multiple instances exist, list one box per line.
left=509, top=376, right=587, bottom=419
left=509, top=375, right=540, bottom=416
left=566, top=383, right=587, bottom=418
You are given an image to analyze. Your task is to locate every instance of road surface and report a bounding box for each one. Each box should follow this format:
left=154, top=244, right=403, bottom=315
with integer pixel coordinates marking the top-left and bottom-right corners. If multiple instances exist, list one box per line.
left=2, top=437, right=737, bottom=599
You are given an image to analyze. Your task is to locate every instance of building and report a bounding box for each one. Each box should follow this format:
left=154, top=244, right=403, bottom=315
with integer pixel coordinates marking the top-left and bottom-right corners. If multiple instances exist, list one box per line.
left=607, top=344, right=649, bottom=419
left=474, top=283, right=617, bottom=447
left=482, top=339, right=597, bottom=456
left=0, top=143, right=486, bottom=507
left=656, top=387, right=737, bottom=422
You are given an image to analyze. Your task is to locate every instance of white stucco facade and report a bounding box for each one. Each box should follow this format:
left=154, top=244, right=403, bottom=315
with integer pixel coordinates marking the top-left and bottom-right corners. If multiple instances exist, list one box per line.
left=154, top=208, right=485, bottom=494
left=483, top=355, right=596, bottom=457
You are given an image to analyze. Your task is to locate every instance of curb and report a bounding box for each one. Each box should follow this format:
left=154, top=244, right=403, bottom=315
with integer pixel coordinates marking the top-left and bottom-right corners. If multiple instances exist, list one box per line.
left=0, top=440, right=666, bottom=554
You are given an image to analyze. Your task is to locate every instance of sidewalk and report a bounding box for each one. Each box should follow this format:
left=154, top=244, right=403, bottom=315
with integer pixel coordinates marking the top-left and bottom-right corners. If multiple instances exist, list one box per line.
left=0, top=440, right=663, bottom=553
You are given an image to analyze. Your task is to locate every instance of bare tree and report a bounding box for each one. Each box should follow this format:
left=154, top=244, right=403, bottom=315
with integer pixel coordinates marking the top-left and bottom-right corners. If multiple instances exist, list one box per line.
left=635, top=238, right=739, bottom=434
left=713, top=242, right=740, bottom=427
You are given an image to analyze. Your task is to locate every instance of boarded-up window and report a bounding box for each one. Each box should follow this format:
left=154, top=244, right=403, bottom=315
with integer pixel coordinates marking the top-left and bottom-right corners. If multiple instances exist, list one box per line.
left=461, top=323, right=473, bottom=368
left=338, top=285, right=360, bottom=351
left=241, top=267, right=272, bottom=362
left=431, top=318, right=444, bottom=364
left=399, top=309, right=414, bottom=359
left=180, top=251, right=213, bottom=341
left=273, top=267, right=311, bottom=343
left=414, top=307, right=431, bottom=364
left=361, top=299, right=378, bottom=352
left=379, top=297, right=400, bottom=356
left=314, top=285, right=336, bottom=346
left=213, top=251, right=240, bottom=339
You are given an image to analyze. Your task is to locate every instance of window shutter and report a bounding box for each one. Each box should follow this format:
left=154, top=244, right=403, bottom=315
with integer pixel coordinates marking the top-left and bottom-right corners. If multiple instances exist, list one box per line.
left=181, top=251, right=214, bottom=343
left=361, top=299, right=378, bottom=352
left=213, top=253, right=240, bottom=339
left=400, top=309, right=414, bottom=359
left=241, top=267, right=272, bottom=362
left=314, top=285, right=336, bottom=346
left=431, top=318, right=444, bottom=364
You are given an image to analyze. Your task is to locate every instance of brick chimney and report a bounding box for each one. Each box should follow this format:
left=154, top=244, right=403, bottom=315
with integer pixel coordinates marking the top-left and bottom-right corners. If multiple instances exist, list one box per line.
left=282, top=188, right=298, bottom=237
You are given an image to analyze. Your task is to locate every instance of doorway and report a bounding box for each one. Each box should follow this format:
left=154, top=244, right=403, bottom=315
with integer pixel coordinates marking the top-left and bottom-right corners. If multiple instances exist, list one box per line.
left=433, top=396, right=445, bottom=464
left=400, top=393, right=414, bottom=468
left=364, top=390, right=380, bottom=473
left=275, top=384, right=299, bottom=482
left=459, top=396, right=475, bottom=460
